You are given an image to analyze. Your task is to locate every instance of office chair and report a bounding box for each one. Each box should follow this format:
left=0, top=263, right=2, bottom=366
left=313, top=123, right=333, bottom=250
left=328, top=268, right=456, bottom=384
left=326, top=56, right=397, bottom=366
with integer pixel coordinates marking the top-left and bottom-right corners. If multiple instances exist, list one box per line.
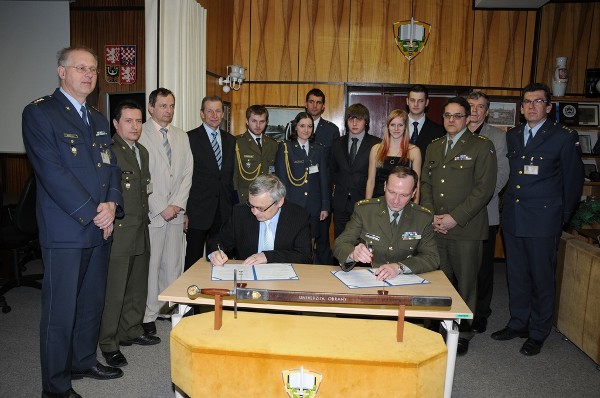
left=0, top=175, right=42, bottom=313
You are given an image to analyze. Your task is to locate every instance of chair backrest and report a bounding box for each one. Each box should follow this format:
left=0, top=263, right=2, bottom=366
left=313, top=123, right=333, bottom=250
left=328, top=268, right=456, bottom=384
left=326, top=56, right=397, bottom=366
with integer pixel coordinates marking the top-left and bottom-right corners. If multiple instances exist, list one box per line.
left=13, top=175, right=37, bottom=236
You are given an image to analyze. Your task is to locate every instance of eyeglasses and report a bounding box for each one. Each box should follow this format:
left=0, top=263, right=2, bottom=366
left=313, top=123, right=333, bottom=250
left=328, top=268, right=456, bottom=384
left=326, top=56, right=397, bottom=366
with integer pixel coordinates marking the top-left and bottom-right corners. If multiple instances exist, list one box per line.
left=442, top=113, right=467, bottom=119
left=64, top=65, right=99, bottom=75
left=246, top=200, right=277, bottom=213
left=521, top=99, right=548, bottom=105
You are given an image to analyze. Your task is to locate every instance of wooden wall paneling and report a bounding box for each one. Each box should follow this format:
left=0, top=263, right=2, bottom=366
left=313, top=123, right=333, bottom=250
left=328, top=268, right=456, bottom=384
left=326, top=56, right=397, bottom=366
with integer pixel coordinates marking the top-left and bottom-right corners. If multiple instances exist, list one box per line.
left=297, top=83, right=345, bottom=131
left=70, top=8, right=146, bottom=114
left=471, top=10, right=530, bottom=89
left=298, top=0, right=350, bottom=83
left=537, top=3, right=596, bottom=95
left=520, top=11, right=537, bottom=87
left=201, top=0, right=234, bottom=76
left=249, top=84, right=299, bottom=108
left=587, top=4, right=600, bottom=72
left=249, top=0, right=300, bottom=81
left=2, top=156, right=32, bottom=195
left=232, top=0, right=252, bottom=134
left=409, top=0, right=473, bottom=86
left=347, top=0, right=410, bottom=84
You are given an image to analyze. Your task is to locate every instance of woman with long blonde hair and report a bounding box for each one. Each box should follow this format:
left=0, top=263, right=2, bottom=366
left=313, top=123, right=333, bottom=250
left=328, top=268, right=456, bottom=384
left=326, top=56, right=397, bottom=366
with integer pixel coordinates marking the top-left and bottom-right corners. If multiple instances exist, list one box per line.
left=365, top=109, right=422, bottom=202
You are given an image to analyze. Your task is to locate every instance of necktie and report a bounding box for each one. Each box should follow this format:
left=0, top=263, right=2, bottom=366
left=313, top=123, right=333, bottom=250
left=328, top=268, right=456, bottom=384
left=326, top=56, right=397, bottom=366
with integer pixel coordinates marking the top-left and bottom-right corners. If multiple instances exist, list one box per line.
left=80, top=105, right=89, bottom=126
left=132, top=145, right=141, bottom=169
left=160, top=127, right=172, bottom=165
left=256, top=137, right=262, bottom=150
left=447, top=139, right=453, bottom=154
left=525, top=128, right=533, bottom=147
left=391, top=211, right=400, bottom=227
left=410, top=122, right=419, bottom=144
left=211, top=131, right=222, bottom=169
left=302, top=144, right=307, bottom=156
left=263, top=220, right=274, bottom=251
left=350, top=137, right=358, bottom=163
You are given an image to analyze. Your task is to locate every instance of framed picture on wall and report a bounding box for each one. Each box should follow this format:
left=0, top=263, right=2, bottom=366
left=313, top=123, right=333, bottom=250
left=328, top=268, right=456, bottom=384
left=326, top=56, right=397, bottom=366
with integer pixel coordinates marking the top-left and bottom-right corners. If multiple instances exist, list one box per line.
left=488, top=101, right=517, bottom=127
left=220, top=101, right=232, bottom=133
left=265, top=106, right=305, bottom=142
left=579, top=133, right=593, bottom=154
left=579, top=104, right=599, bottom=126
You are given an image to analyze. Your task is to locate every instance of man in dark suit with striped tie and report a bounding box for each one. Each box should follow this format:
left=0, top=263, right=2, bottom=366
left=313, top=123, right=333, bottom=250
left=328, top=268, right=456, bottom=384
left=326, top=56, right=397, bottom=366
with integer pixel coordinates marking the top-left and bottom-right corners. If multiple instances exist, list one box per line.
left=186, top=96, right=236, bottom=269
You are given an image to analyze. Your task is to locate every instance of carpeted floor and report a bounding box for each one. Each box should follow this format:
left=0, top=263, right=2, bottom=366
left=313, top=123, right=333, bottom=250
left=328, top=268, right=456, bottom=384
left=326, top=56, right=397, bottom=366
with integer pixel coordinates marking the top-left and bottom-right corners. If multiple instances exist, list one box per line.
left=1, top=260, right=599, bottom=397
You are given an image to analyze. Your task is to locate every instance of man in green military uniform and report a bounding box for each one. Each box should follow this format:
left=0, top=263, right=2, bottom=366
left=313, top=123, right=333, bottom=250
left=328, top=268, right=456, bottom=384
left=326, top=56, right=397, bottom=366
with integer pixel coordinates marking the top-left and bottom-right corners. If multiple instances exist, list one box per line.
left=333, top=166, right=439, bottom=280
left=420, top=96, right=497, bottom=355
left=234, top=105, right=279, bottom=203
left=99, top=101, right=158, bottom=370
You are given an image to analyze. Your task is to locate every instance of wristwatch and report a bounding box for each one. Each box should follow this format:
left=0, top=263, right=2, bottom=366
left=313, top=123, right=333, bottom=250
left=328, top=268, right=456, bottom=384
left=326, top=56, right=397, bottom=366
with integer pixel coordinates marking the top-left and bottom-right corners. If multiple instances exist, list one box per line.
left=397, top=263, right=406, bottom=274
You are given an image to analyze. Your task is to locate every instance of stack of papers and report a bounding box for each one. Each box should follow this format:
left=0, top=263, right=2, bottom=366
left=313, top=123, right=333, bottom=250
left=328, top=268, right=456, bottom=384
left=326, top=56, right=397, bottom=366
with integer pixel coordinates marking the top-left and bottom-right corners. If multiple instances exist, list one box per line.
left=331, top=269, right=429, bottom=289
left=211, top=263, right=299, bottom=281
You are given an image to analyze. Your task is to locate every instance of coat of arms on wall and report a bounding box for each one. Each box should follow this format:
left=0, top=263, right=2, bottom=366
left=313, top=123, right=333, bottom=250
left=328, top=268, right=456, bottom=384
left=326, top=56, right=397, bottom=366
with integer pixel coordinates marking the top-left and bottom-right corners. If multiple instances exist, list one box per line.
left=105, top=45, right=137, bottom=84
left=393, top=18, right=431, bottom=61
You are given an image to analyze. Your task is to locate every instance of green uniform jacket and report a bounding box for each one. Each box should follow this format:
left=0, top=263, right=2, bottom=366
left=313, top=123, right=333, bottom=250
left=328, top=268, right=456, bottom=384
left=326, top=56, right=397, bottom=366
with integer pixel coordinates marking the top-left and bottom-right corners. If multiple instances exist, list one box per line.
left=111, top=134, right=151, bottom=256
left=233, top=131, right=278, bottom=202
left=333, top=198, right=440, bottom=273
left=420, top=130, right=497, bottom=240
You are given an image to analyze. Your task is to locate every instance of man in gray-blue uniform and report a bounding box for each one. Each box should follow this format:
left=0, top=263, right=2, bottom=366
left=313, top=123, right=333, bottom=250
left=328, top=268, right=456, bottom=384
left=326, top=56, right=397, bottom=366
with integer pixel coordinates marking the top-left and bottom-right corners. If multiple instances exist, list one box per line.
left=491, top=83, right=584, bottom=356
left=23, top=46, right=124, bottom=398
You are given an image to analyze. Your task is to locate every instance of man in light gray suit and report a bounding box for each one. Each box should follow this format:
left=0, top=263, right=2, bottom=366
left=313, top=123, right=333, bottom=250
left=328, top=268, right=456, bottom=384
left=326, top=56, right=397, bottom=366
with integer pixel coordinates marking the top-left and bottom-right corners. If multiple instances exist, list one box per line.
left=466, top=91, right=509, bottom=333
left=138, top=88, right=193, bottom=335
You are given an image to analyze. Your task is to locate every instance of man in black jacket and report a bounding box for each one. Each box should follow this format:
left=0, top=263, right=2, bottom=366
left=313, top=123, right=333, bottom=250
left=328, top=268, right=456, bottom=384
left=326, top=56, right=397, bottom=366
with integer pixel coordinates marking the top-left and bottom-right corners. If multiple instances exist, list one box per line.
left=185, top=96, right=235, bottom=269
left=208, top=174, right=312, bottom=266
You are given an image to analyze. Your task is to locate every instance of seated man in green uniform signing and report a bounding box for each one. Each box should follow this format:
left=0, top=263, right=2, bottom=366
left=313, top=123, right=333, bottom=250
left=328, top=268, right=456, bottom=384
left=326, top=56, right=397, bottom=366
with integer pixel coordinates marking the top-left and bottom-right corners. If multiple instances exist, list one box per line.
left=333, top=166, right=439, bottom=281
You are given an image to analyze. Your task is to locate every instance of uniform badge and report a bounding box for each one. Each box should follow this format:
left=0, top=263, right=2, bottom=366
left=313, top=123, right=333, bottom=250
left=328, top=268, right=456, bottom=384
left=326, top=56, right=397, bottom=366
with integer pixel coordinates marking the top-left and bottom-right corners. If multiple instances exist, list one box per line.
left=71, top=146, right=77, bottom=156
left=402, top=231, right=422, bottom=240
left=125, top=176, right=131, bottom=190
left=282, top=367, right=322, bottom=398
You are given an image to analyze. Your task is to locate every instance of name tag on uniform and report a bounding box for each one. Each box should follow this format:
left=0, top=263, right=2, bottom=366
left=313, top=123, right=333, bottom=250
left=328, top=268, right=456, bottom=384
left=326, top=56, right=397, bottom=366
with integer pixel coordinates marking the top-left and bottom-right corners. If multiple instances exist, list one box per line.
left=524, top=165, right=539, bottom=175
left=101, top=150, right=111, bottom=164
left=308, top=165, right=319, bottom=174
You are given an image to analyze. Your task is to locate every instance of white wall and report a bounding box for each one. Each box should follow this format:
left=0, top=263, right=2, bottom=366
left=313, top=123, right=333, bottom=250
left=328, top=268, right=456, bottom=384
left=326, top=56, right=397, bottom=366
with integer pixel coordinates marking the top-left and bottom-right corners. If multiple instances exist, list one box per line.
left=0, top=1, right=70, bottom=153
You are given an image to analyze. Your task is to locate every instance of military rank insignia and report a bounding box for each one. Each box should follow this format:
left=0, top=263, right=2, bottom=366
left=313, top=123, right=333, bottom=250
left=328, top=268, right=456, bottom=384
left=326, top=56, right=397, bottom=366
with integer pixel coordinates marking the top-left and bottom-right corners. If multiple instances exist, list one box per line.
left=105, top=45, right=137, bottom=85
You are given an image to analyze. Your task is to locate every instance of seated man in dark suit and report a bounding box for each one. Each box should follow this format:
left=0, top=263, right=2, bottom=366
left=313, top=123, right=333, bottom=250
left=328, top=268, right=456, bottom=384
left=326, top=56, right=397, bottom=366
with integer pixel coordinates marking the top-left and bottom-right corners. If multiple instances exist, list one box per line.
left=207, top=174, right=312, bottom=266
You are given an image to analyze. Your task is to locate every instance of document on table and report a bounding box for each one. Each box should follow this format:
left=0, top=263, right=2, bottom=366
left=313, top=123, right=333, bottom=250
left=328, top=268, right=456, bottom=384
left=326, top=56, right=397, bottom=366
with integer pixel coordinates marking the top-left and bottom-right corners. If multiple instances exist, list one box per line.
left=331, top=269, right=429, bottom=289
left=211, top=263, right=299, bottom=281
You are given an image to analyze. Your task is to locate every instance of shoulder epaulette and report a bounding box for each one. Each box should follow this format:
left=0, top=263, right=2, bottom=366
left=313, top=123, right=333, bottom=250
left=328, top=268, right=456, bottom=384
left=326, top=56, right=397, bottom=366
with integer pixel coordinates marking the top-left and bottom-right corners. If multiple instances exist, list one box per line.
left=356, top=198, right=381, bottom=206
left=31, top=95, right=51, bottom=105
left=476, top=134, right=489, bottom=140
left=263, top=134, right=278, bottom=143
left=409, top=202, right=433, bottom=214
left=431, top=136, right=445, bottom=143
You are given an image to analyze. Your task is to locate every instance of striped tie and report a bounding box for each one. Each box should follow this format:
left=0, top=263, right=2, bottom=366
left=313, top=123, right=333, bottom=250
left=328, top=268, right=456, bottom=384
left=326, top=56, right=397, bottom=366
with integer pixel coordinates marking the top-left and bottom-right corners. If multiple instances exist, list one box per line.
left=80, top=105, right=89, bottom=126
left=160, top=127, right=172, bottom=165
left=211, top=131, right=222, bottom=169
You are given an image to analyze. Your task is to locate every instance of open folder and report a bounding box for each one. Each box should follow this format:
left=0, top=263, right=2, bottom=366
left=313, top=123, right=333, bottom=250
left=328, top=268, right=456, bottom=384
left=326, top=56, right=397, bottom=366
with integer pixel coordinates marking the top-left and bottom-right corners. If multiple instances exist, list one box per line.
left=331, top=269, right=429, bottom=289
left=211, top=263, right=299, bottom=281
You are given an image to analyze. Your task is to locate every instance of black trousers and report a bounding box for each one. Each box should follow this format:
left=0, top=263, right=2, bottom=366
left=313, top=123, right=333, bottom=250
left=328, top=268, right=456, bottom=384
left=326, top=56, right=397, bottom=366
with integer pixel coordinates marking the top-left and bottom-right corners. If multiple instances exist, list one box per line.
left=475, top=225, right=498, bottom=320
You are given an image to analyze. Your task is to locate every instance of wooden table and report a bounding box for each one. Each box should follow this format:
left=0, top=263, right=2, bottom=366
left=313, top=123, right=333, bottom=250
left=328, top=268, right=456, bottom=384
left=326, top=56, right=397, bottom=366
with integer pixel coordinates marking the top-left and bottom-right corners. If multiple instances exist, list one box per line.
left=159, top=261, right=472, bottom=398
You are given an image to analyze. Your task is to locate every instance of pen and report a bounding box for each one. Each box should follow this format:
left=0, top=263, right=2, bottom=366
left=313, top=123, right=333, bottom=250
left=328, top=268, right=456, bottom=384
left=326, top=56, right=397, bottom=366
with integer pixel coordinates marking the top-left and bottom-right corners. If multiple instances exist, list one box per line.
left=217, top=244, right=225, bottom=257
